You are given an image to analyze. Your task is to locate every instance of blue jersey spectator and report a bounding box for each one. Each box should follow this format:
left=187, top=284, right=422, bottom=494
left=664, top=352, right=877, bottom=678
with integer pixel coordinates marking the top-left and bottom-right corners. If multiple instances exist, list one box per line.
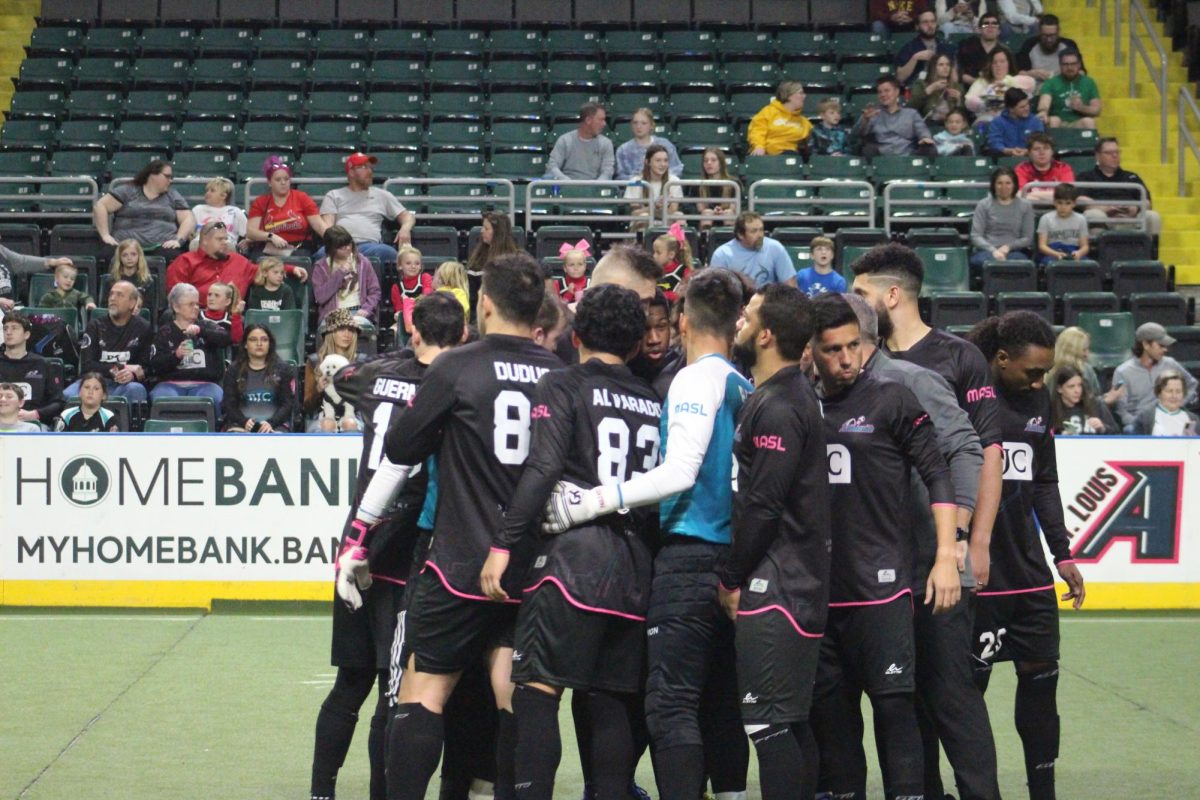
left=987, top=87, right=1045, bottom=155
left=708, top=212, right=797, bottom=289
left=796, top=236, right=847, bottom=297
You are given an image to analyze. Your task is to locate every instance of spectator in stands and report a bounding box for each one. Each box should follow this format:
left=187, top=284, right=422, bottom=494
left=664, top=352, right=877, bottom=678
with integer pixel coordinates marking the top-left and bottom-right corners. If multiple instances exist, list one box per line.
left=1036, top=50, right=1100, bottom=129
left=1112, top=323, right=1199, bottom=431
left=546, top=102, right=615, bottom=181
left=0, top=311, right=63, bottom=426
left=319, top=152, right=415, bottom=263
left=1133, top=371, right=1200, bottom=435
left=465, top=211, right=521, bottom=319
left=57, top=372, right=121, bottom=432
left=0, top=382, right=40, bottom=432
left=246, top=156, right=327, bottom=257
left=692, top=147, right=739, bottom=229
left=810, top=97, right=853, bottom=155
left=615, top=108, right=684, bottom=181
left=955, top=10, right=1004, bottom=85
left=625, top=144, right=682, bottom=230
left=221, top=323, right=295, bottom=433
left=1015, top=132, right=1075, bottom=201
left=652, top=226, right=694, bottom=303
left=970, top=166, right=1035, bottom=267
left=852, top=75, right=936, bottom=157
left=392, top=245, right=432, bottom=339
left=709, top=211, right=797, bottom=289
left=202, top=282, right=244, bottom=344
left=303, top=309, right=363, bottom=433
left=65, top=280, right=150, bottom=402
left=909, top=52, right=964, bottom=123
left=1051, top=365, right=1118, bottom=434
left=933, top=108, right=976, bottom=155
left=870, top=0, right=932, bottom=35
left=109, top=240, right=156, bottom=310
left=433, top=261, right=471, bottom=317
left=796, top=235, right=847, bottom=297
left=167, top=220, right=307, bottom=304
left=999, top=0, right=1044, bottom=35
left=38, top=262, right=95, bottom=313
left=312, top=225, right=381, bottom=328
left=747, top=81, right=812, bottom=156
left=1051, top=325, right=1124, bottom=404
left=1076, top=137, right=1163, bottom=235
left=245, top=257, right=296, bottom=312
left=987, top=87, right=1045, bottom=155
left=148, top=282, right=232, bottom=405
left=1016, top=14, right=1084, bottom=84
left=0, top=243, right=72, bottom=313
left=93, top=159, right=194, bottom=254
left=965, top=46, right=1035, bottom=127
left=895, top=9, right=958, bottom=85
left=191, top=177, right=248, bottom=254
left=1036, top=183, right=1089, bottom=265
left=937, top=0, right=984, bottom=34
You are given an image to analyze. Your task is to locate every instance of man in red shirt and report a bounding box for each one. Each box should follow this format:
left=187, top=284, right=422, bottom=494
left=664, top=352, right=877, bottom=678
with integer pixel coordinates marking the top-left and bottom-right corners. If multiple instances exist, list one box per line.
left=166, top=220, right=308, bottom=309
left=1014, top=132, right=1075, bottom=203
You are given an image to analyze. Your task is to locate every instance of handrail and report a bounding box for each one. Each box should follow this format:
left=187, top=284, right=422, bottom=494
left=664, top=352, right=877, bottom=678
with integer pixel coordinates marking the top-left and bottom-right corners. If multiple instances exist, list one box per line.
left=239, top=177, right=514, bottom=222
left=1019, top=180, right=1150, bottom=232
left=1114, top=0, right=1123, bottom=65
left=0, top=176, right=99, bottom=220
left=881, top=180, right=988, bottom=236
left=657, top=179, right=742, bottom=227
left=1179, top=88, right=1200, bottom=197
left=748, top=179, right=876, bottom=226
left=111, top=176, right=216, bottom=206
left=524, top=179, right=653, bottom=228
left=241, top=176, right=344, bottom=210
left=1126, top=0, right=1169, bottom=163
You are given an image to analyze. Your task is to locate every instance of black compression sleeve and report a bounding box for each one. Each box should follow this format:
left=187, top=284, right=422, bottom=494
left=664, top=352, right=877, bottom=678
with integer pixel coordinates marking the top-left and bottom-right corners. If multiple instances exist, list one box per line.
left=897, top=390, right=957, bottom=507
left=1033, top=430, right=1073, bottom=563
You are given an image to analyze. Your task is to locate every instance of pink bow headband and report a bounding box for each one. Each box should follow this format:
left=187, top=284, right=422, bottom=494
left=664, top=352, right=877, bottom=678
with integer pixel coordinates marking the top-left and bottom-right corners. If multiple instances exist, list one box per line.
left=667, top=222, right=687, bottom=245
left=559, top=239, right=592, bottom=258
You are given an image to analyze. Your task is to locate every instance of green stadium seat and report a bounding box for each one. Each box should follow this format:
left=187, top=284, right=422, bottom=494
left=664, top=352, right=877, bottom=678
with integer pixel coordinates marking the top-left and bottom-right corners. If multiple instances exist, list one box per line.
left=250, top=58, right=308, bottom=88
left=427, top=92, right=486, bottom=122
left=488, top=92, right=545, bottom=122
left=742, top=154, right=805, bottom=183
left=490, top=121, right=548, bottom=152
left=886, top=184, right=944, bottom=219
left=231, top=150, right=274, bottom=182
left=841, top=61, right=892, bottom=91
left=110, top=149, right=170, bottom=177
left=303, top=121, right=363, bottom=153
left=309, top=59, right=369, bottom=90
left=65, top=89, right=123, bottom=120
left=73, top=57, right=132, bottom=89
left=488, top=29, right=544, bottom=56
left=295, top=152, right=350, bottom=177
left=485, top=60, right=544, bottom=91
left=776, top=31, right=832, bottom=59
left=426, top=58, right=485, bottom=89
left=314, top=29, right=372, bottom=57
left=944, top=183, right=988, bottom=217
left=545, top=30, right=601, bottom=58
left=935, top=155, right=993, bottom=181
left=1, top=119, right=56, bottom=150
left=117, top=120, right=178, bottom=152
left=17, top=57, right=74, bottom=90
left=668, top=93, right=726, bottom=122
left=722, top=61, right=780, bottom=92
left=425, top=121, right=486, bottom=152
left=673, top=121, right=737, bottom=153
left=364, top=121, right=424, bottom=152
left=0, top=150, right=47, bottom=175
left=241, top=120, right=303, bottom=152
left=170, top=150, right=232, bottom=179
left=833, top=31, right=892, bottom=61
left=752, top=181, right=818, bottom=217
left=367, top=59, right=426, bottom=90
left=138, top=27, right=197, bottom=57
left=1063, top=292, right=1120, bottom=326
left=364, top=92, right=424, bottom=122
left=428, top=29, right=485, bottom=55
left=425, top=152, right=486, bottom=178
left=8, top=89, right=68, bottom=121
left=546, top=92, right=605, bottom=122
left=370, top=29, right=427, bottom=58
left=39, top=176, right=98, bottom=213
left=728, top=91, right=771, bottom=123
left=981, top=260, right=1038, bottom=297
left=23, top=305, right=79, bottom=333
left=872, top=155, right=932, bottom=183
left=27, top=26, right=84, bottom=57
left=997, top=291, right=1054, bottom=322
left=255, top=28, right=313, bottom=58
left=1051, top=128, right=1099, bottom=156
left=189, top=58, right=251, bottom=89
left=245, top=90, right=305, bottom=120
left=663, top=61, right=721, bottom=92
left=26, top=273, right=60, bottom=304
left=606, top=92, right=666, bottom=122
left=603, top=61, right=658, bottom=92
left=661, top=31, right=717, bottom=59
left=1046, top=261, right=1103, bottom=298
left=148, top=396, right=217, bottom=431
left=819, top=183, right=875, bottom=219
left=807, top=155, right=869, bottom=180
left=124, top=90, right=186, bottom=121
left=605, top=31, right=660, bottom=58
left=1111, top=261, right=1168, bottom=295
left=186, top=89, right=248, bottom=122
left=490, top=151, right=547, bottom=180
left=930, top=292, right=988, bottom=329
left=306, top=91, right=365, bottom=122
left=245, top=309, right=306, bottom=364
left=916, top=246, right=970, bottom=294
left=56, top=119, right=116, bottom=151
left=373, top=151, right=423, bottom=177
left=83, top=27, right=136, bottom=55
left=48, top=148, right=107, bottom=176
left=177, top=120, right=240, bottom=153
left=197, top=28, right=255, bottom=55
left=423, top=183, right=489, bottom=215
left=718, top=31, right=775, bottom=59
left=144, top=418, right=209, bottom=432
left=791, top=61, right=842, bottom=91
left=1129, top=292, right=1188, bottom=326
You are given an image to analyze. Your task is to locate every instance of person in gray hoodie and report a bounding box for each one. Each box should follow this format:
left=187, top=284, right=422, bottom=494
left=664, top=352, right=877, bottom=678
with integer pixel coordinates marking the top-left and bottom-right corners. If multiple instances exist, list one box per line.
left=970, top=166, right=1035, bottom=268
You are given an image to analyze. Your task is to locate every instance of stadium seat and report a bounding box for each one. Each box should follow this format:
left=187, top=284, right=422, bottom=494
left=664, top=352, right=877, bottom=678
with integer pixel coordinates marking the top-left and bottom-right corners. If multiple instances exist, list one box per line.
left=1051, top=128, right=1098, bottom=156
left=176, top=120, right=241, bottom=154
left=743, top=154, right=805, bottom=183
left=422, top=183, right=489, bottom=216
left=83, top=26, right=136, bottom=55
left=363, top=122, right=424, bottom=153
left=189, top=58, right=251, bottom=90
left=669, top=93, right=727, bottom=123
left=885, top=184, right=943, bottom=221
left=73, top=57, right=132, bottom=90
left=660, top=31, right=717, bottom=59
left=303, top=122, right=364, bottom=153
left=1063, top=292, right=1120, bottom=326
left=425, top=152, right=486, bottom=178
left=489, top=152, right=547, bottom=180
left=721, top=61, right=780, bottom=94
left=185, top=90, right=248, bottom=122
left=26, top=272, right=60, bottom=305
left=1095, top=230, right=1154, bottom=277
left=410, top=226, right=460, bottom=259
left=197, top=28, right=255, bottom=55
left=545, top=30, right=601, bottom=59
left=790, top=61, right=842, bottom=92
left=807, top=155, right=869, bottom=181
left=1, top=119, right=56, bottom=151
left=935, top=155, right=993, bottom=182
left=904, top=227, right=961, bottom=248
left=546, top=60, right=604, bottom=92
left=1130, top=292, right=1189, bottom=327
left=605, top=30, right=660, bottom=59
left=662, top=61, right=720, bottom=92
left=930, top=292, right=987, bottom=329
left=673, top=121, right=737, bottom=153
left=1165, top=325, right=1200, bottom=373
left=17, top=57, right=74, bottom=90
left=427, top=92, right=487, bottom=122
left=1045, top=261, right=1103, bottom=298
left=173, top=150, right=233, bottom=179
left=997, top=291, right=1054, bottom=322
left=56, top=119, right=116, bottom=152
left=427, top=58, right=486, bottom=90
left=305, top=91, right=365, bottom=123
left=776, top=31, right=831, bottom=59
left=370, top=29, right=427, bottom=58
left=750, top=182, right=818, bottom=218
left=148, top=397, right=218, bottom=431
left=124, top=90, right=186, bottom=121
left=428, top=29, right=486, bottom=56
left=546, top=92, right=605, bottom=123
left=64, top=89, right=121, bottom=121
left=489, top=29, right=544, bottom=57
left=872, top=155, right=932, bottom=183
left=129, top=57, right=191, bottom=89
left=250, top=58, right=309, bottom=89
left=364, top=92, right=425, bottom=122
left=833, top=31, right=892, bottom=61
left=916, top=247, right=970, bottom=294
left=117, top=120, right=177, bottom=152
left=314, top=29, right=372, bottom=57
left=981, top=260, right=1038, bottom=297
left=488, top=93, right=545, bottom=122
left=48, top=148, right=107, bottom=176
left=606, top=92, right=666, bottom=123
left=143, top=417, right=207, bottom=432
left=534, top=225, right=594, bottom=260
left=138, top=27, right=197, bottom=57
left=0, top=223, right=43, bottom=254
left=490, top=122, right=549, bottom=153
left=718, top=31, right=775, bottom=59
left=1111, top=261, right=1169, bottom=296
left=366, top=59, right=427, bottom=90
left=245, top=309, right=306, bottom=364
left=23, top=305, right=80, bottom=333
left=28, top=26, right=84, bottom=56
left=256, top=29, right=313, bottom=58
left=8, top=89, right=68, bottom=121
left=1076, top=311, right=1135, bottom=367
left=485, top=60, right=545, bottom=92
left=296, top=152, right=351, bottom=178
left=310, top=59, right=370, bottom=91
left=841, top=62, right=893, bottom=92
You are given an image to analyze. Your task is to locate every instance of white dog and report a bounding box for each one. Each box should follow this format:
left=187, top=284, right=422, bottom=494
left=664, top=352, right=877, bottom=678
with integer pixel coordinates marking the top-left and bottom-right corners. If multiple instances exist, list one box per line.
left=318, top=354, right=351, bottom=428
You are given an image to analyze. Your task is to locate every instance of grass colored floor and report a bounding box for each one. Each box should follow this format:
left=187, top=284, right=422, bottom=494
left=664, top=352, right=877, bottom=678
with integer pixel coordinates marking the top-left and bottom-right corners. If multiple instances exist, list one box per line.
left=1, top=609, right=1197, bottom=799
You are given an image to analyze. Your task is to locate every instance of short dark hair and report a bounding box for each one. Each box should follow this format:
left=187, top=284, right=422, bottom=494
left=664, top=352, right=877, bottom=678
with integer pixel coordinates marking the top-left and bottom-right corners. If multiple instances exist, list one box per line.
left=534, top=287, right=567, bottom=334
left=1094, top=136, right=1119, bottom=154
left=683, top=269, right=743, bottom=339
left=0, top=382, right=26, bottom=401
left=850, top=243, right=925, bottom=297
left=1039, top=13, right=1060, bottom=28
left=574, top=284, right=646, bottom=358
left=579, top=101, right=605, bottom=122
left=1058, top=49, right=1082, bottom=63
left=1053, top=182, right=1078, bottom=202
left=967, top=311, right=1055, bottom=362
left=132, top=159, right=171, bottom=186
left=810, top=293, right=859, bottom=339
left=875, top=74, right=902, bottom=92
left=647, top=288, right=671, bottom=315
left=602, top=244, right=662, bottom=283
left=413, top=292, right=465, bottom=348
left=980, top=11, right=1000, bottom=25
left=1154, top=370, right=1186, bottom=396
left=734, top=211, right=763, bottom=238
left=2, top=311, right=31, bottom=332
left=1004, top=87, right=1029, bottom=109
left=480, top=252, right=546, bottom=327
left=989, top=166, right=1019, bottom=197
left=1027, top=132, right=1056, bottom=151
left=756, top=283, right=813, bottom=361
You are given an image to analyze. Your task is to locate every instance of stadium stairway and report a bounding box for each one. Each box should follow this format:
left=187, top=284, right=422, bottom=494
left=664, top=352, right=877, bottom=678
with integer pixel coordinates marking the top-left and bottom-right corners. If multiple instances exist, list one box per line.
left=1053, top=0, right=1200, bottom=285
left=0, top=0, right=36, bottom=123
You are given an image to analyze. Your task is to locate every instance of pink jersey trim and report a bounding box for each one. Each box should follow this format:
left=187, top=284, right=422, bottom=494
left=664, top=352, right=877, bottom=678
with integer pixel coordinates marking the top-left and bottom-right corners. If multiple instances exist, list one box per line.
left=736, top=605, right=824, bottom=638
left=977, top=584, right=1055, bottom=598
left=1056, top=559, right=1076, bottom=566
left=828, top=588, right=913, bottom=608
left=523, top=576, right=646, bottom=622
left=370, top=573, right=406, bottom=586
left=424, top=560, right=521, bottom=604
left=489, top=547, right=510, bottom=555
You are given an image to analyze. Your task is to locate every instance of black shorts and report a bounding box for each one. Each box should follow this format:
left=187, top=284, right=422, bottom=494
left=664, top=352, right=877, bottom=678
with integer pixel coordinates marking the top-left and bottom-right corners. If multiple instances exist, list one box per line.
left=973, top=588, right=1060, bottom=665
left=736, top=610, right=821, bottom=725
left=817, top=595, right=916, bottom=698
left=402, top=569, right=517, bottom=675
left=511, top=582, right=644, bottom=694
left=330, top=577, right=406, bottom=671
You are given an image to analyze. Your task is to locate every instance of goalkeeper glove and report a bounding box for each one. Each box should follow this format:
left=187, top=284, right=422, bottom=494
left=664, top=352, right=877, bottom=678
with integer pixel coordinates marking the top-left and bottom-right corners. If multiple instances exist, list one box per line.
left=335, top=521, right=373, bottom=611
left=541, top=480, right=620, bottom=535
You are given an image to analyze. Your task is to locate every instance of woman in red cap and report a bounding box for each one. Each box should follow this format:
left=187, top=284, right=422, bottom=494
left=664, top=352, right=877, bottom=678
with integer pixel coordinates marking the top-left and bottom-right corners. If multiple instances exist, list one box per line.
left=245, top=155, right=329, bottom=257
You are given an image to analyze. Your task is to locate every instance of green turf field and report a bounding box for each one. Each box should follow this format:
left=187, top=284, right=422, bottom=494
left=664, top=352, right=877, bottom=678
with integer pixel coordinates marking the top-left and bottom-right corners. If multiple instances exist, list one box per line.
left=2, top=608, right=1197, bottom=799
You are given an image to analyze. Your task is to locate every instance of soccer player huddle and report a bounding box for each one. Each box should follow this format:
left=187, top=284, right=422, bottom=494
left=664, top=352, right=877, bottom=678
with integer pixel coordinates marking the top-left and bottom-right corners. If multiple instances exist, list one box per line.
left=311, top=242, right=1086, bottom=800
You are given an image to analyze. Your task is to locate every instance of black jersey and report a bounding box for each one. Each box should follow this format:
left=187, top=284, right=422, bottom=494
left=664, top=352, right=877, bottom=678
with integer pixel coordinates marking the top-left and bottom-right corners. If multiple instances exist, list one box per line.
left=79, top=314, right=153, bottom=375
left=630, top=346, right=685, bottom=403
left=496, top=359, right=663, bottom=617
left=986, top=386, right=1073, bottom=594
left=890, top=328, right=1003, bottom=447
left=720, top=365, right=831, bottom=637
left=821, top=372, right=956, bottom=605
left=384, top=333, right=563, bottom=600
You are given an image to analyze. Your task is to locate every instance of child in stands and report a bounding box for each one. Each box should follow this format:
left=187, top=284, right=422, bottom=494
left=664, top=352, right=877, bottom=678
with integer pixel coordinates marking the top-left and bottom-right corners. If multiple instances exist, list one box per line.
left=391, top=244, right=432, bottom=337
left=433, top=260, right=470, bottom=316
left=796, top=235, right=847, bottom=297
left=203, top=281, right=244, bottom=343
left=555, top=242, right=591, bottom=303
left=245, top=257, right=296, bottom=312
left=652, top=224, right=694, bottom=303
left=39, top=262, right=96, bottom=313
left=56, top=372, right=120, bottom=432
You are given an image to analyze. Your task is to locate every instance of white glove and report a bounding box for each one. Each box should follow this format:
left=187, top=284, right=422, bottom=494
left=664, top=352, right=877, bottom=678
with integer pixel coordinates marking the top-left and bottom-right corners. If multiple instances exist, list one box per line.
left=541, top=480, right=618, bottom=535
left=335, top=541, right=372, bottom=611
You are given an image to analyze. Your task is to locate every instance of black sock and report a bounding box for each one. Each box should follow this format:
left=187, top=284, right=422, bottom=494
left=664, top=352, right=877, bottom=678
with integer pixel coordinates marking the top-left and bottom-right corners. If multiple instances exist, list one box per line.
left=794, top=722, right=819, bottom=800
left=494, top=708, right=518, bottom=800
left=1015, top=665, right=1060, bottom=800
left=311, top=666, right=375, bottom=800
left=750, top=724, right=805, bottom=800
left=587, top=691, right=634, bottom=800
left=653, top=744, right=705, bottom=800
left=444, top=664, right=497, bottom=790
left=974, top=662, right=993, bottom=695
left=368, top=674, right=389, bottom=800
left=870, top=693, right=925, bottom=800
left=572, top=690, right=594, bottom=788
left=811, top=684, right=867, bottom=797
left=512, top=685, right=561, bottom=800
left=386, top=703, right=443, bottom=800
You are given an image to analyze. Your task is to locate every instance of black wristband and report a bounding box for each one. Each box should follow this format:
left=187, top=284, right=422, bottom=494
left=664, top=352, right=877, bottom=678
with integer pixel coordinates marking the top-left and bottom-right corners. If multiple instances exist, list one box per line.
left=955, top=527, right=970, bottom=542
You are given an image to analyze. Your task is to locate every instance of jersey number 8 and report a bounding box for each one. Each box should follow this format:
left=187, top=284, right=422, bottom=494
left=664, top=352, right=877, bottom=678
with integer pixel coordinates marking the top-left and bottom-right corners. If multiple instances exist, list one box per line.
left=494, top=390, right=532, bottom=465
left=597, top=416, right=660, bottom=486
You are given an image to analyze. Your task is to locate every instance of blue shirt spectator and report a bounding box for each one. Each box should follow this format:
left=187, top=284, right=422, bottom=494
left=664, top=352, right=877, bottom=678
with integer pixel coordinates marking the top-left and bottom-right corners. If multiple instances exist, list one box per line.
left=709, top=212, right=797, bottom=289
left=615, top=109, right=684, bottom=181
left=986, top=88, right=1045, bottom=155
left=796, top=267, right=847, bottom=297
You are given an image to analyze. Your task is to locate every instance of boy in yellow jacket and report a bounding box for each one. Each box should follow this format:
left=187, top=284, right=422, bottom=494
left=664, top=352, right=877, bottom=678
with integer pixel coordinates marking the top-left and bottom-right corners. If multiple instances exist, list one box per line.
left=748, top=80, right=813, bottom=155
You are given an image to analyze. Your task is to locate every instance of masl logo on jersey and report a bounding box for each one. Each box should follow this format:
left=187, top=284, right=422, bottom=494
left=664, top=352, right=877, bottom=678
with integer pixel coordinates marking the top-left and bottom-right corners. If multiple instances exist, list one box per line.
left=1065, top=461, right=1184, bottom=564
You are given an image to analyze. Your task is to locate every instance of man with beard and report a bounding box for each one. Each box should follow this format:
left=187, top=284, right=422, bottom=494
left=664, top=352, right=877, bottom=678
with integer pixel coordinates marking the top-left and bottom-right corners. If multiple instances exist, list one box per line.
left=709, top=212, right=796, bottom=290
